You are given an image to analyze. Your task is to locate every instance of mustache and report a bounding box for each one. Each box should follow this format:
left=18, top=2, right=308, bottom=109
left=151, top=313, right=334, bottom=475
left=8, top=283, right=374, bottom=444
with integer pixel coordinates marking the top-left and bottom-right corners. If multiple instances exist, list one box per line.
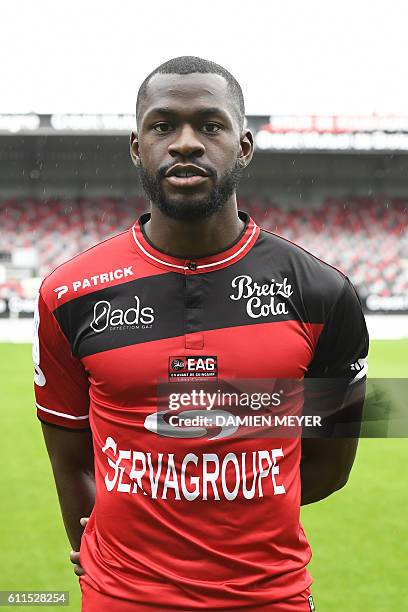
left=156, top=161, right=217, bottom=180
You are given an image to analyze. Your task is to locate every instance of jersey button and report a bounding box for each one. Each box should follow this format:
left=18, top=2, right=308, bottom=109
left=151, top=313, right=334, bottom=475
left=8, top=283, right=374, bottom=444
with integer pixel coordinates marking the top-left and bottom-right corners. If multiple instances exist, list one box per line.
left=188, top=261, right=197, bottom=271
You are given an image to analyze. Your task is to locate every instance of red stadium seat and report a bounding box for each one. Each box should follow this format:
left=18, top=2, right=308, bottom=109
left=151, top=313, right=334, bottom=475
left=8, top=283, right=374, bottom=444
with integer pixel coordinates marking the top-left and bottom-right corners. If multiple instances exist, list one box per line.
left=0, top=196, right=406, bottom=299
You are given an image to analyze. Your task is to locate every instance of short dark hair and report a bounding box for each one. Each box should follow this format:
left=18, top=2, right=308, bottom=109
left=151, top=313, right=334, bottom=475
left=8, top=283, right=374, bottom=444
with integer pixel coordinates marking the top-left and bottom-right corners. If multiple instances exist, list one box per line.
left=136, top=55, right=245, bottom=129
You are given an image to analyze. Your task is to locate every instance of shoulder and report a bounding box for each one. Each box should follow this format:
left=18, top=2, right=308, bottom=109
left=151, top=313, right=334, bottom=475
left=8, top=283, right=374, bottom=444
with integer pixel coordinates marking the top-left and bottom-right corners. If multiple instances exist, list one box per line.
left=256, top=227, right=347, bottom=307
left=40, top=229, right=133, bottom=310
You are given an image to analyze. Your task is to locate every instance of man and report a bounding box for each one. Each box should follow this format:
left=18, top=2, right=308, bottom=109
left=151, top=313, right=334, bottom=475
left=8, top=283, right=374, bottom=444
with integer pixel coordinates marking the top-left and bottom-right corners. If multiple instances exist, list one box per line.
left=34, top=56, right=368, bottom=611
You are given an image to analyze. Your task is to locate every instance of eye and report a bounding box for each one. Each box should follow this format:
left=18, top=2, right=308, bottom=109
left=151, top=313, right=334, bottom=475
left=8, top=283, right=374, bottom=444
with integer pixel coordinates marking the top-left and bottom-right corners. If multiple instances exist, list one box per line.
left=153, top=122, right=173, bottom=133
left=201, top=122, right=222, bottom=134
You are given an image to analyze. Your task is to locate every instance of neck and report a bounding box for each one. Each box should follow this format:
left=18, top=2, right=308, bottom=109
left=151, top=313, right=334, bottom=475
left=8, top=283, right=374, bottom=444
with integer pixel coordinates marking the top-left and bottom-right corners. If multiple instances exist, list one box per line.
left=143, top=198, right=245, bottom=258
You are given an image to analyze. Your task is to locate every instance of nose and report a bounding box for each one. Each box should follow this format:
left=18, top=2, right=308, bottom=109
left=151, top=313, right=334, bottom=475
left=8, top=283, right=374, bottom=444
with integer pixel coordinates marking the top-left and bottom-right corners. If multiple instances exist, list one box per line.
left=168, top=124, right=205, bottom=158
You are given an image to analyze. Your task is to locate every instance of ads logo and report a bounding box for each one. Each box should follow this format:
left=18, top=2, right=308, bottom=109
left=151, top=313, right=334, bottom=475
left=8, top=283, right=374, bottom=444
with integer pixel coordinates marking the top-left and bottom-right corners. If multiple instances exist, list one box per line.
left=169, top=356, right=218, bottom=381
left=91, top=296, right=154, bottom=333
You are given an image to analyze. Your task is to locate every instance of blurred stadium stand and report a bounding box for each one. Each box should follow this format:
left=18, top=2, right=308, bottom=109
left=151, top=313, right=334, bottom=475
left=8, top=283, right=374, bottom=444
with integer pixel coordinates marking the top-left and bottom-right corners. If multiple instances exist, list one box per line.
left=0, top=117, right=407, bottom=322
left=0, top=196, right=406, bottom=309
left=242, top=196, right=407, bottom=301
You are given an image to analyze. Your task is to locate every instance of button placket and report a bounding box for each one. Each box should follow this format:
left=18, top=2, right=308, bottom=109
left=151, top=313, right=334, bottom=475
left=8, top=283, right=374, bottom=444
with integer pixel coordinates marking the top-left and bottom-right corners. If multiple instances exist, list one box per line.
left=183, top=264, right=204, bottom=349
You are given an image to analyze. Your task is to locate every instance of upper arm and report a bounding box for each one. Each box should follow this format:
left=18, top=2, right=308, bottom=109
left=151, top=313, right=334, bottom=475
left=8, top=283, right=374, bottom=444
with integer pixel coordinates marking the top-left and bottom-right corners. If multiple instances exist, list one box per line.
left=302, top=277, right=369, bottom=479
left=306, top=276, right=369, bottom=381
left=34, top=285, right=94, bottom=470
left=304, top=276, right=369, bottom=438
left=33, top=288, right=91, bottom=430
left=301, top=436, right=359, bottom=489
left=41, top=422, right=94, bottom=472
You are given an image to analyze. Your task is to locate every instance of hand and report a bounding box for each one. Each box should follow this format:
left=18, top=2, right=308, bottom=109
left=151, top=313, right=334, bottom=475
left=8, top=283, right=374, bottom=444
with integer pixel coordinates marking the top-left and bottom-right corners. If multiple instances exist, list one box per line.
left=69, top=517, right=89, bottom=576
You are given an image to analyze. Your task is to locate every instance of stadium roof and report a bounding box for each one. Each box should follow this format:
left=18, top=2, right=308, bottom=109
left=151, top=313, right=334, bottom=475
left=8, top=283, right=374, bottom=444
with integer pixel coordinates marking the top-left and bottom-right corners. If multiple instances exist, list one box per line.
left=2, top=114, right=408, bottom=153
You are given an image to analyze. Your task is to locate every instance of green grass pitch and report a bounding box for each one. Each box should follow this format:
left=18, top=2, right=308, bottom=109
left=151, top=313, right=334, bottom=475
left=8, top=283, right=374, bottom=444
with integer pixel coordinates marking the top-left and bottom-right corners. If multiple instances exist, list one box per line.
left=0, top=340, right=407, bottom=610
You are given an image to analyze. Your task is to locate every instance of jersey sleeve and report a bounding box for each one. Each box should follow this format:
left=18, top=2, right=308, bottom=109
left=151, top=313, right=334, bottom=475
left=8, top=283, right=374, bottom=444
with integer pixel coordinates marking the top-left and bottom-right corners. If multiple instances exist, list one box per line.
left=306, top=276, right=369, bottom=381
left=33, top=288, right=91, bottom=430
left=303, top=276, right=369, bottom=437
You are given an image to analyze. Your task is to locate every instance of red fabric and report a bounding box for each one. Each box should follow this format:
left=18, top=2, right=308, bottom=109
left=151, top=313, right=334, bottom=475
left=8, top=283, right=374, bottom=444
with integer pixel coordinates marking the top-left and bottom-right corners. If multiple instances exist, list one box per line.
left=34, top=292, right=90, bottom=429
left=80, top=579, right=313, bottom=611
left=36, top=214, right=322, bottom=607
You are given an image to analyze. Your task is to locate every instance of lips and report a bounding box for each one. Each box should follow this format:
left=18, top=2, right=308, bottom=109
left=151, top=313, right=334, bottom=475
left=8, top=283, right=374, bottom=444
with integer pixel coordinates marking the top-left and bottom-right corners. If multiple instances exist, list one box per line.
left=165, top=164, right=210, bottom=188
left=165, top=163, right=209, bottom=178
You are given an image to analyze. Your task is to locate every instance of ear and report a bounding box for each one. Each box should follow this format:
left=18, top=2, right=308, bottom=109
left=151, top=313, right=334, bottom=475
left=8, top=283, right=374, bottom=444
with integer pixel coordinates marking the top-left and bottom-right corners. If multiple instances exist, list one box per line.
left=130, top=131, right=141, bottom=168
left=238, top=128, right=254, bottom=169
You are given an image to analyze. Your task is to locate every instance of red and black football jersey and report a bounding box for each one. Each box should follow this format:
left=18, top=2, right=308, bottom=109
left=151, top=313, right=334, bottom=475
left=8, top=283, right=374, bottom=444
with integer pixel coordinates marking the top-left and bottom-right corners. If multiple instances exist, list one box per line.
left=33, top=210, right=368, bottom=609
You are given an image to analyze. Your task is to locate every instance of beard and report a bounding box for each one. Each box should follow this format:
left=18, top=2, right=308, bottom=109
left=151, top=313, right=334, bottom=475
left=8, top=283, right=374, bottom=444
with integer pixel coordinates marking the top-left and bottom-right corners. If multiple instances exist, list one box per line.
left=138, top=158, right=242, bottom=221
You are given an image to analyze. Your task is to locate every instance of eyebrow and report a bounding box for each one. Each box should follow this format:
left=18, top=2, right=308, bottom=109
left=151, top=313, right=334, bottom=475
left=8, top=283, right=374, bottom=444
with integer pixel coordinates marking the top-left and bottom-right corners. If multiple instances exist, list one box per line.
left=145, top=106, right=230, bottom=120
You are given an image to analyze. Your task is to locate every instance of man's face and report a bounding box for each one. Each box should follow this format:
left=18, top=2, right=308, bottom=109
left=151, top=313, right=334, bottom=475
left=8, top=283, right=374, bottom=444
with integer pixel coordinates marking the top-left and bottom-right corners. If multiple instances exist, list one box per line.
left=131, top=73, right=253, bottom=221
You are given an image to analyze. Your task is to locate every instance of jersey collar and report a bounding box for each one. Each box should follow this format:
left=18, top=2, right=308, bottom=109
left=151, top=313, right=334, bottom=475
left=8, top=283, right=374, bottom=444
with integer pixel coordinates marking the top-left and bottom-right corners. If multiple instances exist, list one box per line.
left=130, top=209, right=260, bottom=274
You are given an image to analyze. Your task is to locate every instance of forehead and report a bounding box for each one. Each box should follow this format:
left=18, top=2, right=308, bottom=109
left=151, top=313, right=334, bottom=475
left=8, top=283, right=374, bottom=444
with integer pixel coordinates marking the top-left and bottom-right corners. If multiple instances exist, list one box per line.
left=139, top=72, right=237, bottom=123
